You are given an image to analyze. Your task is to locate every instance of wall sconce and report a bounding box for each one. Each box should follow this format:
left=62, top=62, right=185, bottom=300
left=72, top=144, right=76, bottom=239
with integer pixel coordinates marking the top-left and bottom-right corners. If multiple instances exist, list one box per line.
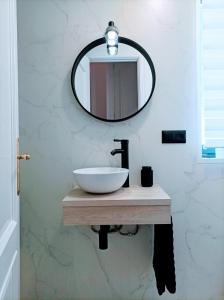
left=105, top=21, right=119, bottom=55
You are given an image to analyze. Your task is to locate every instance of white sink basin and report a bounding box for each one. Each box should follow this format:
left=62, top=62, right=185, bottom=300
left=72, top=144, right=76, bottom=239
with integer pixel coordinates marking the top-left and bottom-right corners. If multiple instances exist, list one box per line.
left=73, top=167, right=129, bottom=194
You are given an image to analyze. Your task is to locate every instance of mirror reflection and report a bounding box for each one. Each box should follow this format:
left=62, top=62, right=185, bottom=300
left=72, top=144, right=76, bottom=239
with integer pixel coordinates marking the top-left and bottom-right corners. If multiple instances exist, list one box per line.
left=73, top=43, right=154, bottom=121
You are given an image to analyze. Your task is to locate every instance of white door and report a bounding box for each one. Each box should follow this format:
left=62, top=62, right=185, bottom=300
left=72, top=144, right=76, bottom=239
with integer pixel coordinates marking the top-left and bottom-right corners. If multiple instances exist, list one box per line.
left=0, top=0, right=20, bottom=299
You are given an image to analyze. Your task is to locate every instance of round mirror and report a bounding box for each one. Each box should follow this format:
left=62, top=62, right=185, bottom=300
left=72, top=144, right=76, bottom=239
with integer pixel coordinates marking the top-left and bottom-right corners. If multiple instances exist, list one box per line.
left=71, top=37, right=156, bottom=122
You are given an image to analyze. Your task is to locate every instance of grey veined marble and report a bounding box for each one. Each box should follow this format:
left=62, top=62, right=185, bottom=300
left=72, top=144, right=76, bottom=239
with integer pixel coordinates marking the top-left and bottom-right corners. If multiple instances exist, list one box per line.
left=17, top=0, right=224, bottom=299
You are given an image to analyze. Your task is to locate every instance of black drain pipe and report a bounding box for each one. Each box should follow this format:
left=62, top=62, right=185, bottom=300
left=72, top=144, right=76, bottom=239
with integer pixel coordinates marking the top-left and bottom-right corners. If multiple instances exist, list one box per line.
left=98, top=225, right=110, bottom=250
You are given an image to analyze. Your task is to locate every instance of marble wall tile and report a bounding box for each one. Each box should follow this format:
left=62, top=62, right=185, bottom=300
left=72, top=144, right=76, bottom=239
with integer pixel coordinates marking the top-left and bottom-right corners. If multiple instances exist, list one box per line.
left=17, top=0, right=224, bottom=299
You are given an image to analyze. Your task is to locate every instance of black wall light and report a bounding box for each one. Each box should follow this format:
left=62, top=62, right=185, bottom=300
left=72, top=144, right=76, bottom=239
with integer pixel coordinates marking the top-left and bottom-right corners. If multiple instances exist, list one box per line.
left=105, top=21, right=119, bottom=55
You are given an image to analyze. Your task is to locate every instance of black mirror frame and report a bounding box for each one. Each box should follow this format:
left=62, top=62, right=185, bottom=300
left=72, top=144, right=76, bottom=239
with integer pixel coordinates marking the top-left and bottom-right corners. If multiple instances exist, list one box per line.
left=71, top=36, right=156, bottom=122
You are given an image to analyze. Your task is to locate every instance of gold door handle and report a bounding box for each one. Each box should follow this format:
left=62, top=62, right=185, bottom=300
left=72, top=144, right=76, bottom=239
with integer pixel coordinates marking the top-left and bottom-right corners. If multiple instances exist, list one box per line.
left=17, top=154, right=31, bottom=160
left=17, top=138, right=30, bottom=195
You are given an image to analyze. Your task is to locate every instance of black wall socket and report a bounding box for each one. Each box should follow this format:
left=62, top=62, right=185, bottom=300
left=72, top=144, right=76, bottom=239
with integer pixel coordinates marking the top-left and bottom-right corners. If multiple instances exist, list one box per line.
left=162, top=130, right=186, bottom=144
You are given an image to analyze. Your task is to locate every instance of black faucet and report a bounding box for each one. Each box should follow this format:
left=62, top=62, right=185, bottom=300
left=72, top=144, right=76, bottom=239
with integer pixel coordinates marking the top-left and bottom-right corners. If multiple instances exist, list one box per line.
left=111, top=139, right=129, bottom=187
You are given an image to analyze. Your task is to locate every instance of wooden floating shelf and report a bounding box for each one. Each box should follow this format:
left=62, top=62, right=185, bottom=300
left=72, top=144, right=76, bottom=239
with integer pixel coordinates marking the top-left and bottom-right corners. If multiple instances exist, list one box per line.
left=62, top=184, right=171, bottom=225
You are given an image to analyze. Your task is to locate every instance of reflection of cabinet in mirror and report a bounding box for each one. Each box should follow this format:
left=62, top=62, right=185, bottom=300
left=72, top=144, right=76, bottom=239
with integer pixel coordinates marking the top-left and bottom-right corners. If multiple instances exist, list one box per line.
left=90, top=62, right=138, bottom=119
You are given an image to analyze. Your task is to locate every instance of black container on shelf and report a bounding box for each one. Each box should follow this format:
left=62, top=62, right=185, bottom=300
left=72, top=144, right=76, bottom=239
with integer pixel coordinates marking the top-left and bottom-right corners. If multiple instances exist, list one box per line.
left=141, top=166, right=153, bottom=187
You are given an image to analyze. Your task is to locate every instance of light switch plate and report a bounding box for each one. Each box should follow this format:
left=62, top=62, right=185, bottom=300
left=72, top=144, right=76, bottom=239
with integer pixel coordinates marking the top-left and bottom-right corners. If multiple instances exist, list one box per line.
left=162, top=130, right=186, bottom=143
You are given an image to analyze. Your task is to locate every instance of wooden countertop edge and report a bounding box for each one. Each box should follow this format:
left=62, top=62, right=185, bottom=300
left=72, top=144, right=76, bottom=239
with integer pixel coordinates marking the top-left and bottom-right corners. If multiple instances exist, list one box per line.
left=62, top=199, right=171, bottom=207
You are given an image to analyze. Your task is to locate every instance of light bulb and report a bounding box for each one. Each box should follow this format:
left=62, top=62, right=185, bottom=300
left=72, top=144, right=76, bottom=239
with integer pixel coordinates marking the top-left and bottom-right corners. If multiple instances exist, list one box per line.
left=107, top=46, right=118, bottom=56
left=107, top=30, right=117, bottom=40
left=107, top=38, right=116, bottom=46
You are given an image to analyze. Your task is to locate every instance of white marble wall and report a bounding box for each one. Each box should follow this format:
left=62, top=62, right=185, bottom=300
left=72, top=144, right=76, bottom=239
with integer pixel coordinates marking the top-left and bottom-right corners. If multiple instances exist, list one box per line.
left=17, top=1, right=224, bottom=299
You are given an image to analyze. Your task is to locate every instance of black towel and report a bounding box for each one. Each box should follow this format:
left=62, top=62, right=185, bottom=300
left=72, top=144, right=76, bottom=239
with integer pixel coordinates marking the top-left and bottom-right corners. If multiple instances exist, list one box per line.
left=153, top=218, right=176, bottom=295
